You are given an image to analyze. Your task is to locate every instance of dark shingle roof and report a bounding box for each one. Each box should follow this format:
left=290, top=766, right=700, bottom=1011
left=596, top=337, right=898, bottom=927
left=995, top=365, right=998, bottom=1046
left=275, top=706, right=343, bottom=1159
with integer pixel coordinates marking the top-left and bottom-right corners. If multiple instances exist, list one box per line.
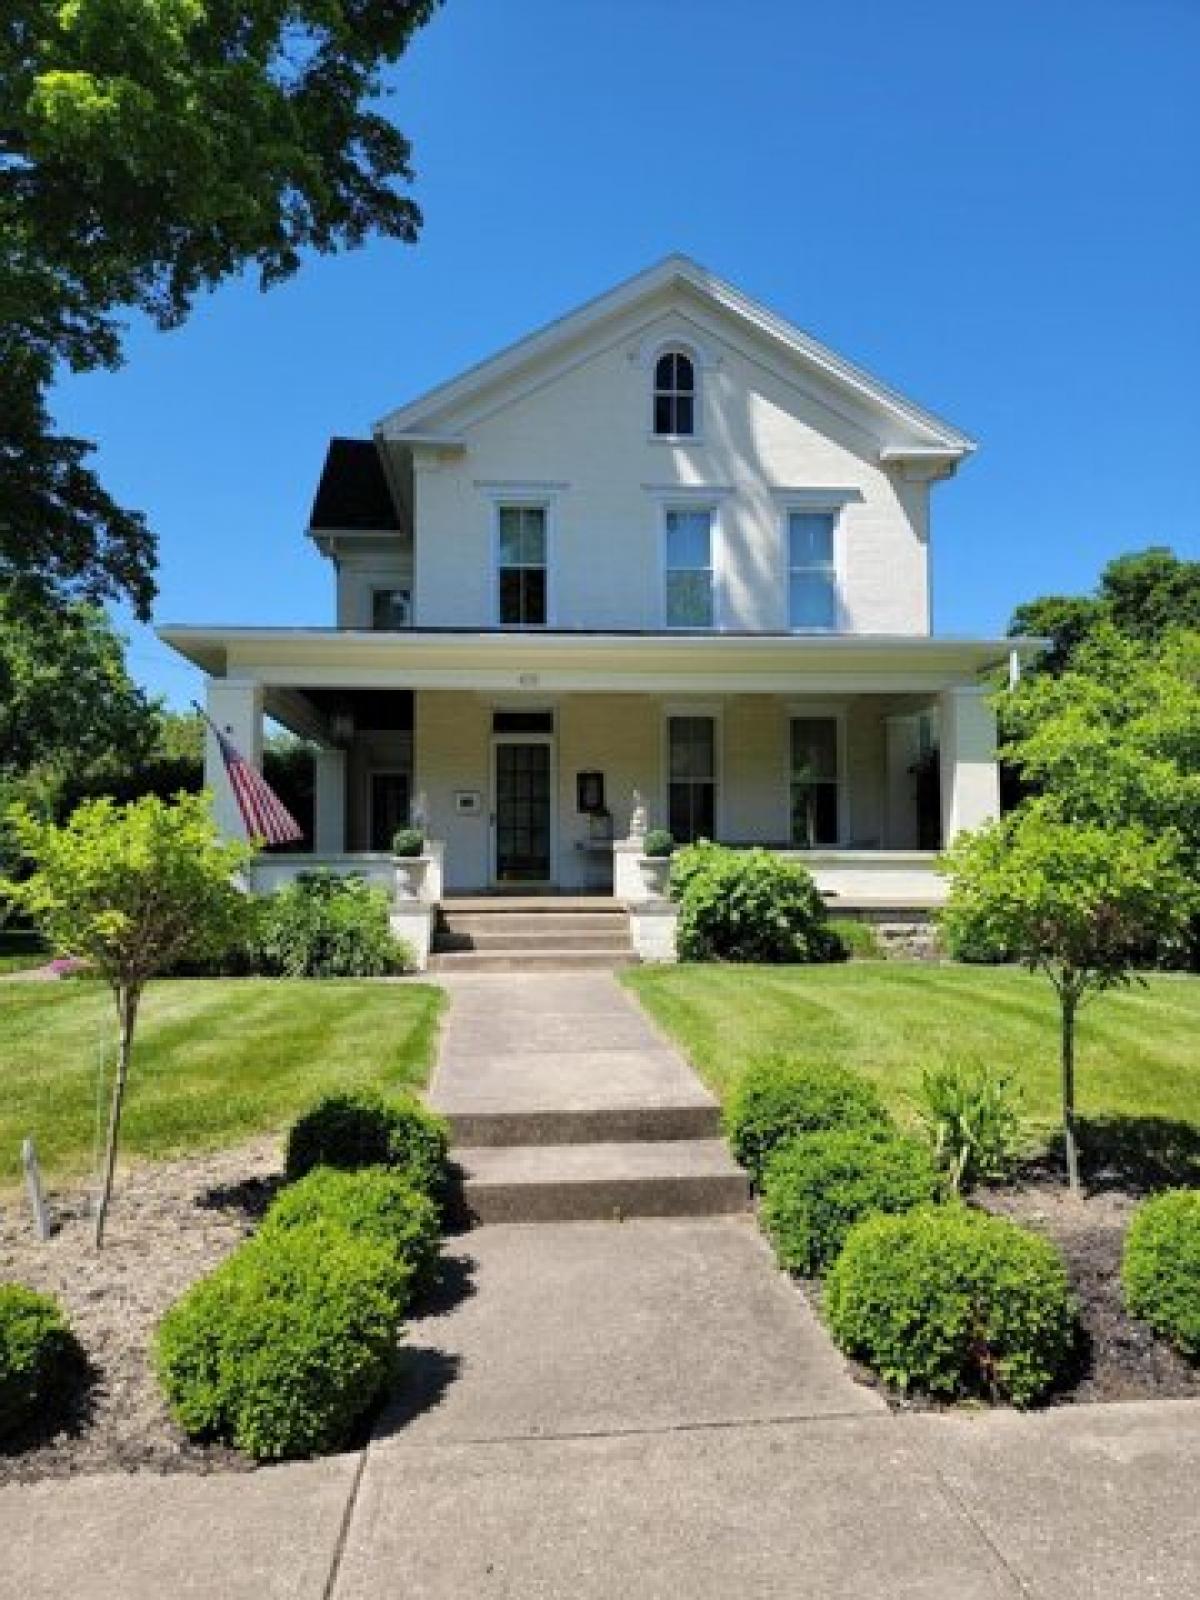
left=308, top=438, right=400, bottom=532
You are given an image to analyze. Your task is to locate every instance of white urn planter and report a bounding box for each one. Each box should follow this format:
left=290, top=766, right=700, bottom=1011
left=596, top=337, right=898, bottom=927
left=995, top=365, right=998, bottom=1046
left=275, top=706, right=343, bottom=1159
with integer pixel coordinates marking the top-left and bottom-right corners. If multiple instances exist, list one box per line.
left=637, top=855, right=672, bottom=899
left=393, top=855, right=429, bottom=902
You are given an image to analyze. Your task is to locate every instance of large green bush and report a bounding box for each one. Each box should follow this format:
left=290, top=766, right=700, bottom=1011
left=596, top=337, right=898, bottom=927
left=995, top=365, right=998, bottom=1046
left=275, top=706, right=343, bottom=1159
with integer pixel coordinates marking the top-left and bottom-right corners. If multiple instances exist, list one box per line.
left=760, top=1130, right=942, bottom=1275
left=825, top=1206, right=1076, bottom=1407
left=724, top=1058, right=891, bottom=1186
left=263, top=1166, right=441, bottom=1289
left=1122, top=1189, right=1200, bottom=1358
left=248, top=871, right=406, bottom=977
left=155, top=1221, right=407, bottom=1460
left=0, top=1285, right=85, bottom=1441
left=284, top=1090, right=450, bottom=1200
left=670, top=843, right=842, bottom=964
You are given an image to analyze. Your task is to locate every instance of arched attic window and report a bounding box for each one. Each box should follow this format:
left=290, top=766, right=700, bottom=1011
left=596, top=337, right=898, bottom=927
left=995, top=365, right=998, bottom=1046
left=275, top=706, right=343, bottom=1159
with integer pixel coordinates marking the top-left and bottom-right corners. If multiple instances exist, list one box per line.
left=653, top=349, right=696, bottom=437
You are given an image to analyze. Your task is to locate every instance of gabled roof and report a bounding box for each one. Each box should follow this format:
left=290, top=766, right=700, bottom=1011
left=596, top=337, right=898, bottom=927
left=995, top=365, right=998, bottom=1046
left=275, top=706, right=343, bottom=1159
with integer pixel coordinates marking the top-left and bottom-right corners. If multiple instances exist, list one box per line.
left=375, top=255, right=975, bottom=458
left=308, top=438, right=399, bottom=532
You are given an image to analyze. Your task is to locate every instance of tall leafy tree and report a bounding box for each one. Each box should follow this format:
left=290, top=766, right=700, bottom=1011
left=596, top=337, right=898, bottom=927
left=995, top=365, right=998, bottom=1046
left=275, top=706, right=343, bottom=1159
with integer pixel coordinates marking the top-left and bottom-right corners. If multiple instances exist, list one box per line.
left=2, top=0, right=441, bottom=615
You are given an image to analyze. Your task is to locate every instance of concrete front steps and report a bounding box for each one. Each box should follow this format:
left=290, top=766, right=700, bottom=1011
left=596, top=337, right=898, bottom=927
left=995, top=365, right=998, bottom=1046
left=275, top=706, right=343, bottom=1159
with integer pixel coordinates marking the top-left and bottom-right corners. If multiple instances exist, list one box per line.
left=429, top=899, right=636, bottom=973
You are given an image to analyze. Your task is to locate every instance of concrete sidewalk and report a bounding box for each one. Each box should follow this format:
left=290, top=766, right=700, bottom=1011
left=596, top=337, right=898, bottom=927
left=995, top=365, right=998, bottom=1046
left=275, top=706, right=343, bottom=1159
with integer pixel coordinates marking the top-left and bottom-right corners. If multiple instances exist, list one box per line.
left=2, top=1217, right=1197, bottom=1598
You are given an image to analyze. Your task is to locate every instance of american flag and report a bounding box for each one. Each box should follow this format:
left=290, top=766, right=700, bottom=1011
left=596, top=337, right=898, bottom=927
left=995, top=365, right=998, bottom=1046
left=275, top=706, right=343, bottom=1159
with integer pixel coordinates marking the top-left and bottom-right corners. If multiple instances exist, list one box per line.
left=200, top=710, right=304, bottom=847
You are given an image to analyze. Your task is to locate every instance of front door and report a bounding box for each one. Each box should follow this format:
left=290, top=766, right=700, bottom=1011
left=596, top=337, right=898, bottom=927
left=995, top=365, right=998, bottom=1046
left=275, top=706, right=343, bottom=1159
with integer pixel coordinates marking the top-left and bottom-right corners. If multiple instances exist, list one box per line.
left=492, top=738, right=553, bottom=885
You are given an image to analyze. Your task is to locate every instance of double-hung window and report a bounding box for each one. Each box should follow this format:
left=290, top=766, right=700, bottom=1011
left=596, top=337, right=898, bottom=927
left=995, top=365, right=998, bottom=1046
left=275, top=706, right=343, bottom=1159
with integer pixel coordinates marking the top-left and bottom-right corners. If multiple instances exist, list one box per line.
left=668, top=715, right=717, bottom=844
left=665, top=508, right=714, bottom=629
left=371, top=587, right=412, bottom=631
left=788, top=510, right=838, bottom=631
left=497, top=505, right=547, bottom=626
left=790, top=716, right=842, bottom=847
left=653, top=350, right=696, bottom=436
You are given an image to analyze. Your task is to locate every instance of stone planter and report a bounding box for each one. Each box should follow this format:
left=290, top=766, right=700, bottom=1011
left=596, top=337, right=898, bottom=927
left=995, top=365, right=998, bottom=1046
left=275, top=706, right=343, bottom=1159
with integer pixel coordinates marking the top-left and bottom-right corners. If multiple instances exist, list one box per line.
left=637, top=855, right=672, bottom=899
left=393, top=855, right=429, bottom=902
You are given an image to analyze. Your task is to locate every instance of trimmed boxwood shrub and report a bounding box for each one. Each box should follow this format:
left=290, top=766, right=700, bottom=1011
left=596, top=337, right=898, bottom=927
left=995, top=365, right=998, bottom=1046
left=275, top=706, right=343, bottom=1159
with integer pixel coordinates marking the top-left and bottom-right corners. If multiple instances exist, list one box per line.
left=724, top=1058, right=892, bottom=1185
left=284, top=1090, right=450, bottom=1201
left=155, top=1220, right=407, bottom=1460
left=670, top=843, right=842, bottom=964
left=248, top=871, right=405, bottom=977
left=760, top=1130, right=942, bottom=1275
left=263, top=1166, right=441, bottom=1289
left=1122, top=1189, right=1200, bottom=1358
left=0, top=1285, right=84, bottom=1441
left=825, top=1206, right=1076, bottom=1407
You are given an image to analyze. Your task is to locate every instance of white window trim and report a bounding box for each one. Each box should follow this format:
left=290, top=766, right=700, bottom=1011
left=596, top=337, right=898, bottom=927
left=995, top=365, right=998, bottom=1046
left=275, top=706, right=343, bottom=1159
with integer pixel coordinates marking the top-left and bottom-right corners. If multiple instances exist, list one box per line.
left=662, top=703, right=724, bottom=844
left=781, top=502, right=846, bottom=634
left=659, top=499, right=721, bottom=632
left=784, top=704, right=848, bottom=849
left=489, top=498, right=555, bottom=629
left=648, top=341, right=703, bottom=443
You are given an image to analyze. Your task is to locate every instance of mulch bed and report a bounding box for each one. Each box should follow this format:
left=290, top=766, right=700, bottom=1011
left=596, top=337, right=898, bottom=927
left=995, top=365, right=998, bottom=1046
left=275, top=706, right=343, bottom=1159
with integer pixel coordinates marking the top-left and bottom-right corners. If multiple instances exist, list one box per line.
left=0, top=1141, right=283, bottom=1485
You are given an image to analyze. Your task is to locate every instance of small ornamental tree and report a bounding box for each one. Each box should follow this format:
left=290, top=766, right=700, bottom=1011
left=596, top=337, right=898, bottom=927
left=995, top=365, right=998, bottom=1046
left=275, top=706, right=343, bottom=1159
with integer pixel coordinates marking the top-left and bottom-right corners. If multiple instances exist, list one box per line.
left=941, top=803, right=1197, bottom=1191
left=3, top=793, right=252, bottom=1244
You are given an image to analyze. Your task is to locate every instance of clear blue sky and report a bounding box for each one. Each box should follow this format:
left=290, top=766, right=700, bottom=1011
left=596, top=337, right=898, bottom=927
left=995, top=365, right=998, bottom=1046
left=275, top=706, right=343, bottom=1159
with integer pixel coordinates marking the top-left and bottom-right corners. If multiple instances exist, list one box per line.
left=51, top=0, right=1200, bottom=707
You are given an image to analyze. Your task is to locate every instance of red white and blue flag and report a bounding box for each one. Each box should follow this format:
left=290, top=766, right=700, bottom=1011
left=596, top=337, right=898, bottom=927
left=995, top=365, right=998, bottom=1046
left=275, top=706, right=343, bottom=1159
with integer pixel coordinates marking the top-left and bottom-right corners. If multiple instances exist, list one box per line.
left=199, top=709, right=304, bottom=847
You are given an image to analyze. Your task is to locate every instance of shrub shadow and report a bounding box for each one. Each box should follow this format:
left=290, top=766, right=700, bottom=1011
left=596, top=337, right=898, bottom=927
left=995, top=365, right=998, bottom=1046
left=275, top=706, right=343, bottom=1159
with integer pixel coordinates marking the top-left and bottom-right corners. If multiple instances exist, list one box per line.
left=411, top=1250, right=478, bottom=1320
left=369, top=1348, right=465, bottom=1440
left=0, top=1341, right=97, bottom=1460
left=195, top=1173, right=286, bottom=1222
left=1016, top=1115, right=1200, bottom=1196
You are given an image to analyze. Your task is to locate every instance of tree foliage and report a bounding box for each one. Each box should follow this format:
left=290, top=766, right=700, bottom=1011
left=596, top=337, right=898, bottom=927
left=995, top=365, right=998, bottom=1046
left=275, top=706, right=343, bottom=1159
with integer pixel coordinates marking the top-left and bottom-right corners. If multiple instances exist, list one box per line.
left=941, top=803, right=1197, bottom=1189
left=2, top=791, right=253, bottom=1242
left=1009, top=546, right=1200, bottom=675
left=2, top=0, right=440, bottom=614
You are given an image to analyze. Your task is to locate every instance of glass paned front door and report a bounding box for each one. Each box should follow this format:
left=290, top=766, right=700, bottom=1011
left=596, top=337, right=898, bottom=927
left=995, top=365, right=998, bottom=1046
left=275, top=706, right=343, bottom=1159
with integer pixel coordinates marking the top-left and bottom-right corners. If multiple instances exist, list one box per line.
left=494, top=741, right=552, bottom=883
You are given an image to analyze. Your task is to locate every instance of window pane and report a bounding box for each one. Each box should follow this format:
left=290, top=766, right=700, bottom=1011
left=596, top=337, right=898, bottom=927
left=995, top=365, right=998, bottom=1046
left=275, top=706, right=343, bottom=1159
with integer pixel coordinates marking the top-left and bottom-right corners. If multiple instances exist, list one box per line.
left=790, top=782, right=839, bottom=848
left=666, top=509, right=711, bottom=568
left=498, top=507, right=523, bottom=565
left=519, top=507, right=546, bottom=565
left=654, top=394, right=674, bottom=434
left=789, top=511, right=835, bottom=566
left=371, top=588, right=410, bottom=631
left=655, top=352, right=676, bottom=389
left=522, top=567, right=547, bottom=626
left=673, top=394, right=694, bottom=435
left=669, top=781, right=715, bottom=845
left=667, top=570, right=713, bottom=628
left=789, top=571, right=836, bottom=630
left=791, top=718, right=838, bottom=780
left=669, top=717, right=715, bottom=780
left=673, top=353, right=695, bottom=393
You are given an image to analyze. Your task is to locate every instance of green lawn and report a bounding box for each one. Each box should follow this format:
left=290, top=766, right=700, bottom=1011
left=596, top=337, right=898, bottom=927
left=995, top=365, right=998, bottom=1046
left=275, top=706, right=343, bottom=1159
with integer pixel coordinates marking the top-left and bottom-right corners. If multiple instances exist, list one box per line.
left=0, top=929, right=48, bottom=975
left=0, top=978, right=444, bottom=1187
left=626, top=964, right=1200, bottom=1180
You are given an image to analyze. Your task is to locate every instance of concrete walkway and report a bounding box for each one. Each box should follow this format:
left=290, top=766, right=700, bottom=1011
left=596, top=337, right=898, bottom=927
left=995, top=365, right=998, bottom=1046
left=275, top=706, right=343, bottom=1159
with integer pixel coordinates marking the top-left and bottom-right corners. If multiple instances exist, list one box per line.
left=3, top=973, right=1199, bottom=1597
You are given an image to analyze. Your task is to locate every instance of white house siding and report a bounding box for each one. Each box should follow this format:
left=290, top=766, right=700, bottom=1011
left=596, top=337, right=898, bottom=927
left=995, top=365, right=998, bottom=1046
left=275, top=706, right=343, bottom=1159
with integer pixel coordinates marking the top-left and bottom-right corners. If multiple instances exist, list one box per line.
left=407, top=295, right=931, bottom=637
left=413, top=688, right=909, bottom=893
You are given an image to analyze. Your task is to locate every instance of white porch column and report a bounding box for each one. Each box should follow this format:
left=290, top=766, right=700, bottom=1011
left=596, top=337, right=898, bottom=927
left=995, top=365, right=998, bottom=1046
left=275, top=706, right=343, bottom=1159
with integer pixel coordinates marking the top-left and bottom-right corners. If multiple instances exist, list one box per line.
left=313, top=747, right=347, bottom=854
left=938, top=686, right=1000, bottom=845
left=205, top=679, right=264, bottom=840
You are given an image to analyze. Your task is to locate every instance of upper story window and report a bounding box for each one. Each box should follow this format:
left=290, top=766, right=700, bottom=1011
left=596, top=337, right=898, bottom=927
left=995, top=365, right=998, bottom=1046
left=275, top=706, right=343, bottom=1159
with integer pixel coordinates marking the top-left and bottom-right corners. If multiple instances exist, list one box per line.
left=653, top=350, right=696, bottom=437
left=497, top=504, right=547, bottom=626
left=371, top=587, right=412, bottom=630
left=665, top=508, right=714, bottom=629
left=788, top=510, right=838, bottom=631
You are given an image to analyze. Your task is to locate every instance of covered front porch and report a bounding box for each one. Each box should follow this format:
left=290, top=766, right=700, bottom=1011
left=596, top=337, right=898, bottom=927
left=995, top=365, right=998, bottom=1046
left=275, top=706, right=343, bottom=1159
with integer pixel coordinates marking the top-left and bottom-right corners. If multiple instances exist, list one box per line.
left=161, top=627, right=1018, bottom=949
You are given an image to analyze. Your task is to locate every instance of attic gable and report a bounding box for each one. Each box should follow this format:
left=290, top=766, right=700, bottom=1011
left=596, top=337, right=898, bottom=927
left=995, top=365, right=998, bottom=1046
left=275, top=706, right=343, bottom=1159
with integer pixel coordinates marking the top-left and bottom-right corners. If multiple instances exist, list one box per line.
left=374, top=256, right=975, bottom=472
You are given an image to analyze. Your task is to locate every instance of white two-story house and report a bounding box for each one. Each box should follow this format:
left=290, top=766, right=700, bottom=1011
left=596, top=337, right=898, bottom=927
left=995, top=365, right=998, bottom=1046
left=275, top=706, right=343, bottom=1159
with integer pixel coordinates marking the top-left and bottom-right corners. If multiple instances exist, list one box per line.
left=162, top=257, right=1031, bottom=959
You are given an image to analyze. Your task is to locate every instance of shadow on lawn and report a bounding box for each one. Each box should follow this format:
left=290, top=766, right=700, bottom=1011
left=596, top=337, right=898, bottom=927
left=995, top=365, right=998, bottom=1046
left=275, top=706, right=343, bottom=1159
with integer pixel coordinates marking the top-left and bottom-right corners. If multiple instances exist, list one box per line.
left=1026, top=1115, right=1200, bottom=1195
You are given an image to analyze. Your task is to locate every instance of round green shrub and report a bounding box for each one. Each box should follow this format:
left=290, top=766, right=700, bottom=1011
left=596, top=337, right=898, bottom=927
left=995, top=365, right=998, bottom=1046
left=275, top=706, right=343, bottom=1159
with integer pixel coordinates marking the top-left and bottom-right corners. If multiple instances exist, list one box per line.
left=724, top=1058, right=892, bottom=1185
left=825, top=1206, right=1076, bottom=1407
left=670, top=843, right=842, bottom=964
left=155, top=1220, right=407, bottom=1460
left=760, top=1130, right=942, bottom=1275
left=284, top=1090, right=450, bottom=1200
left=642, top=829, right=675, bottom=858
left=263, top=1166, right=440, bottom=1289
left=391, top=827, right=425, bottom=858
left=0, top=1285, right=84, bottom=1441
left=1122, top=1189, right=1200, bottom=1358
left=246, top=870, right=403, bottom=977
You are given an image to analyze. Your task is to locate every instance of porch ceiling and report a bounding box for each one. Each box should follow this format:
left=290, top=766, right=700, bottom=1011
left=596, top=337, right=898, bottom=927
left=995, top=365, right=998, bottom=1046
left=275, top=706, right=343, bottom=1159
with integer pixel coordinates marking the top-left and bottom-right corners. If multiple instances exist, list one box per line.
left=159, top=625, right=1040, bottom=696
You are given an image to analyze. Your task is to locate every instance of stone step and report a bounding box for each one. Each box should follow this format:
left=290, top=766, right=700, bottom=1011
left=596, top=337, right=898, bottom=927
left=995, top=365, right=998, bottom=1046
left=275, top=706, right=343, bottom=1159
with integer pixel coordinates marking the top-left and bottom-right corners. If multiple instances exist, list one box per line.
left=453, top=1139, right=750, bottom=1224
left=434, top=929, right=632, bottom=954
left=427, top=950, right=638, bottom=974
left=438, top=911, right=629, bottom=936
left=442, top=896, right=623, bottom=913
left=442, top=1101, right=722, bottom=1148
